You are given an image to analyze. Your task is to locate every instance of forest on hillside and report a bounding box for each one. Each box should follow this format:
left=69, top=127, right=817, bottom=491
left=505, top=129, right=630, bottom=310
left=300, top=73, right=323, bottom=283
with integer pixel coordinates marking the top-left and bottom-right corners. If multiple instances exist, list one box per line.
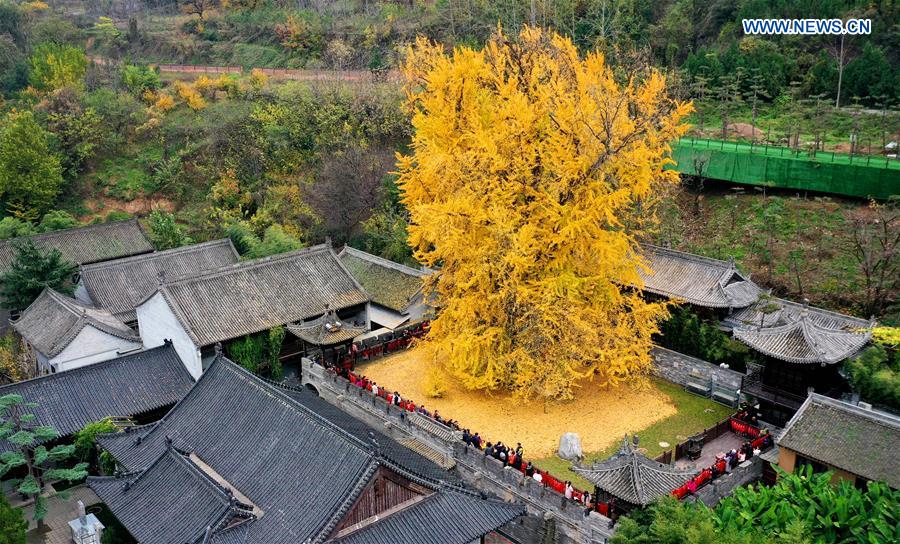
left=0, top=0, right=896, bottom=327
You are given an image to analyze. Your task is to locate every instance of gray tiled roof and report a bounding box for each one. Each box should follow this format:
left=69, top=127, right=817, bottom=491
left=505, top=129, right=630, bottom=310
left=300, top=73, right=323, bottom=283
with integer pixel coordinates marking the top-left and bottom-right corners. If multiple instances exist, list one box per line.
left=90, top=448, right=242, bottom=544
left=778, top=394, right=900, bottom=488
left=0, top=343, right=193, bottom=446
left=639, top=245, right=761, bottom=308
left=93, top=358, right=520, bottom=544
left=725, top=296, right=871, bottom=330
left=11, top=289, right=140, bottom=357
left=80, top=239, right=239, bottom=322
left=331, top=490, right=525, bottom=544
left=147, top=244, right=369, bottom=347
left=0, top=219, right=153, bottom=274
left=573, top=436, right=698, bottom=505
left=733, top=311, right=872, bottom=364
left=287, top=308, right=367, bottom=346
left=339, top=247, right=426, bottom=313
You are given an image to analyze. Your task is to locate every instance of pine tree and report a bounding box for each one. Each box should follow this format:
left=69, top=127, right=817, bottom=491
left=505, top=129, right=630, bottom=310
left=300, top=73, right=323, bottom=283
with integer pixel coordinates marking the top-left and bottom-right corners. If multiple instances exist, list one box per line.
left=398, top=27, right=691, bottom=401
left=0, top=240, right=76, bottom=311
left=0, top=394, right=88, bottom=528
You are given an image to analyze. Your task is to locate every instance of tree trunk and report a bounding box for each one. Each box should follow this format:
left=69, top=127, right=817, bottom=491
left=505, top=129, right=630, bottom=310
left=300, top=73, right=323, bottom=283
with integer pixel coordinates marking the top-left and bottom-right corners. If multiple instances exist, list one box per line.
left=835, top=35, right=844, bottom=108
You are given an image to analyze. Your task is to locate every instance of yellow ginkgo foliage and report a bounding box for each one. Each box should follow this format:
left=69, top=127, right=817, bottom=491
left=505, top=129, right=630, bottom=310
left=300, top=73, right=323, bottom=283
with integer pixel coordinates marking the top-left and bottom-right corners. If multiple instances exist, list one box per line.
left=398, top=27, right=692, bottom=401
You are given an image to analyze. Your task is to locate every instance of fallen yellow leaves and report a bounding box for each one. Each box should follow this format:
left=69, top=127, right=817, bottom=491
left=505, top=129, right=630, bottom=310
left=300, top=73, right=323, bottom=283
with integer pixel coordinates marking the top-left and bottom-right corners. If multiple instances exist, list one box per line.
left=357, top=348, right=678, bottom=458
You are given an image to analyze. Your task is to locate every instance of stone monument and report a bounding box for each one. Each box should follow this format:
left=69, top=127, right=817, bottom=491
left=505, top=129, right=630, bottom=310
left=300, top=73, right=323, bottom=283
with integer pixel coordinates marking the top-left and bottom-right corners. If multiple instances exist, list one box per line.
left=557, top=432, right=583, bottom=461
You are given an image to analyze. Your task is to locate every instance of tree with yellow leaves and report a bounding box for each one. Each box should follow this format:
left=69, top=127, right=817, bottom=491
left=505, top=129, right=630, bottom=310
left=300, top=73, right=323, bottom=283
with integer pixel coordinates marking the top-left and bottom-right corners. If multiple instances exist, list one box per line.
left=398, top=27, right=691, bottom=401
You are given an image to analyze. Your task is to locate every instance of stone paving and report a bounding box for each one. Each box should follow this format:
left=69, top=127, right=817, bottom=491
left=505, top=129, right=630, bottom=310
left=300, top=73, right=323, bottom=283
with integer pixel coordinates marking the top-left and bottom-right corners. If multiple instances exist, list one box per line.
left=16, top=485, right=101, bottom=544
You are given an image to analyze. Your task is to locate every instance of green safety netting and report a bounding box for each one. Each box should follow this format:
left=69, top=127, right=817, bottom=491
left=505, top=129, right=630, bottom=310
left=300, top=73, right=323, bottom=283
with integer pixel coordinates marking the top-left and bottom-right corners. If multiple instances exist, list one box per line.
left=668, top=139, right=899, bottom=200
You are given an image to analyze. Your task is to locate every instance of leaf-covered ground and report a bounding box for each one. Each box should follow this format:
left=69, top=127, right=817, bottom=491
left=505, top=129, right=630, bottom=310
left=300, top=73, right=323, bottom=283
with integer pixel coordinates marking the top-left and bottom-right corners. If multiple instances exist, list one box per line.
left=356, top=348, right=732, bottom=491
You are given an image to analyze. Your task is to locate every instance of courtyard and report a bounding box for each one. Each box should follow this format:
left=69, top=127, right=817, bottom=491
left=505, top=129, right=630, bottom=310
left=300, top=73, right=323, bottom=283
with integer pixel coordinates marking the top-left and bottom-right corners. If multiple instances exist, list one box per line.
left=356, top=348, right=734, bottom=488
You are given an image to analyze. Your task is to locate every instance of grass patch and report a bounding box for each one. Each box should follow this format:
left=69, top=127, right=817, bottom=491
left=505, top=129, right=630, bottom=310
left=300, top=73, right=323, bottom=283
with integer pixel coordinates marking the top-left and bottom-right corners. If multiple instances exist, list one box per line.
left=532, top=379, right=733, bottom=490
left=85, top=145, right=164, bottom=202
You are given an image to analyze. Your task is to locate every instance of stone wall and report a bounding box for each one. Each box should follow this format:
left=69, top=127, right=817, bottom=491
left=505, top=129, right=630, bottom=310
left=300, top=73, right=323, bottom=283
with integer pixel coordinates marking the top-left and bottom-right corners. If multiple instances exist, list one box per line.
left=301, top=359, right=616, bottom=544
left=651, top=347, right=744, bottom=394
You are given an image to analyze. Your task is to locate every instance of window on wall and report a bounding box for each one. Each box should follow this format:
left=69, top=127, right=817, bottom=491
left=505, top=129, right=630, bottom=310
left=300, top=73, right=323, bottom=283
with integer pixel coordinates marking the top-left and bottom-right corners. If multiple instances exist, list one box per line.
left=795, top=454, right=828, bottom=474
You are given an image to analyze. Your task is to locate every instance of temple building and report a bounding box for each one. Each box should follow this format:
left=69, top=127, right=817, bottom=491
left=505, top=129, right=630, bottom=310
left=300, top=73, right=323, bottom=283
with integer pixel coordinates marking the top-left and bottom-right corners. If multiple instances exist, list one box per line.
left=90, top=355, right=525, bottom=544
left=727, top=299, right=872, bottom=424
left=135, top=244, right=370, bottom=378
left=286, top=305, right=368, bottom=363
left=0, top=343, right=193, bottom=451
left=12, top=288, right=142, bottom=373
left=339, top=246, right=431, bottom=330
left=639, top=244, right=874, bottom=424
left=776, top=394, right=900, bottom=489
left=0, top=219, right=154, bottom=333
left=76, top=238, right=239, bottom=328
left=639, top=244, right=761, bottom=311
left=574, top=436, right=698, bottom=514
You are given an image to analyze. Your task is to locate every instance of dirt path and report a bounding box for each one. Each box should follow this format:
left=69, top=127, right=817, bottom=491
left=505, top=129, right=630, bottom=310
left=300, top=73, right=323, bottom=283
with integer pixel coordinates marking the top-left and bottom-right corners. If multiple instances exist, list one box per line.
left=89, top=56, right=398, bottom=83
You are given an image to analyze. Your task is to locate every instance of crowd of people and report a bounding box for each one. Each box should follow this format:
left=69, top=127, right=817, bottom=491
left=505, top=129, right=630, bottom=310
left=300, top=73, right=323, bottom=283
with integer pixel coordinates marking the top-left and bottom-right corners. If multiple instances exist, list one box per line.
left=333, top=364, right=605, bottom=513
left=670, top=411, right=774, bottom=499
left=321, top=345, right=775, bottom=517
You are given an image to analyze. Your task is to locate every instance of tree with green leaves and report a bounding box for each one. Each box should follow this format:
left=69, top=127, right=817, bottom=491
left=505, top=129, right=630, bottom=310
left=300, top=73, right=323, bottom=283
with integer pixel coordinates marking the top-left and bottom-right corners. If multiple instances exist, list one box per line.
left=37, top=210, right=79, bottom=232
left=0, top=110, right=64, bottom=221
left=0, top=394, right=88, bottom=527
left=147, top=210, right=192, bottom=251
left=73, top=419, right=117, bottom=475
left=0, top=218, right=36, bottom=240
left=0, top=240, right=76, bottom=312
left=613, top=466, right=900, bottom=544
left=845, top=345, right=899, bottom=411
left=226, top=325, right=285, bottom=380
left=27, top=42, right=87, bottom=93
left=0, top=492, right=26, bottom=544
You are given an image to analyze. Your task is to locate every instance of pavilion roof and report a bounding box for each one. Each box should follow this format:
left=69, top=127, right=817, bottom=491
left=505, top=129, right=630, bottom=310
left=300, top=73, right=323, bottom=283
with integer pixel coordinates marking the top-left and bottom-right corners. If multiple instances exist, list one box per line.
left=80, top=239, right=239, bottom=322
left=338, top=247, right=427, bottom=313
left=92, top=357, right=522, bottom=544
left=573, top=436, right=698, bottom=506
left=0, top=219, right=152, bottom=275
left=12, top=288, right=140, bottom=357
left=286, top=307, right=367, bottom=346
left=143, top=244, right=369, bottom=347
left=732, top=303, right=872, bottom=365
left=724, top=296, right=871, bottom=330
left=778, top=394, right=900, bottom=489
left=0, top=343, right=193, bottom=449
left=638, top=244, right=761, bottom=308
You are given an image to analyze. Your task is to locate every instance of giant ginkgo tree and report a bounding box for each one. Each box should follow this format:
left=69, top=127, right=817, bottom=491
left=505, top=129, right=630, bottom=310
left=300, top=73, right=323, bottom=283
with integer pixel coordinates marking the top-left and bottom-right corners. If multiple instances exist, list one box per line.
left=397, top=27, right=691, bottom=401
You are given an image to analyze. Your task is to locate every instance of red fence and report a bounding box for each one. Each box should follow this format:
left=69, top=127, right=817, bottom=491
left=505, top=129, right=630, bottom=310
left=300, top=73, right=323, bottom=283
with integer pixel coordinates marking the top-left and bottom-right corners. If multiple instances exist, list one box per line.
left=156, top=64, right=242, bottom=74
left=669, top=418, right=773, bottom=500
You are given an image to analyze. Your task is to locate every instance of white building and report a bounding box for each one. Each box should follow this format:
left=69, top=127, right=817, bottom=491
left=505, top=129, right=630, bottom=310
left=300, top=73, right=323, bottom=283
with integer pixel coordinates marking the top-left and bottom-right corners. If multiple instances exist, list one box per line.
left=338, top=246, right=432, bottom=330
left=135, top=244, right=370, bottom=379
left=12, top=288, right=142, bottom=374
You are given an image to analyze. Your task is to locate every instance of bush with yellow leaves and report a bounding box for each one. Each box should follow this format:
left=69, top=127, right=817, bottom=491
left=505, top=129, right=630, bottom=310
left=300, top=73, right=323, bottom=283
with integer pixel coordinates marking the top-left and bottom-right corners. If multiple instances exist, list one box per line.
left=249, top=69, right=268, bottom=90
left=423, top=365, right=447, bottom=399
left=174, top=80, right=207, bottom=110
left=154, top=92, right=176, bottom=112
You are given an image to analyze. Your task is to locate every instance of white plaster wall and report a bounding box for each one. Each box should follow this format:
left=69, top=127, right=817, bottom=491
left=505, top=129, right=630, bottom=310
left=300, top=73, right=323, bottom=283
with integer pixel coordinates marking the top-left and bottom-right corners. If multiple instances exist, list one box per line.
left=74, top=281, right=92, bottom=304
left=405, top=293, right=430, bottom=323
left=49, top=326, right=142, bottom=373
left=136, top=292, right=202, bottom=379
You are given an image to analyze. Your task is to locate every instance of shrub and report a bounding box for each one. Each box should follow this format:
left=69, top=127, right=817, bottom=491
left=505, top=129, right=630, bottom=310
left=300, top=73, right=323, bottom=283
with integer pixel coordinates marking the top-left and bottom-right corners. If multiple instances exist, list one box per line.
left=845, top=345, right=899, bottom=411
left=73, top=418, right=118, bottom=474
left=424, top=366, right=446, bottom=398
